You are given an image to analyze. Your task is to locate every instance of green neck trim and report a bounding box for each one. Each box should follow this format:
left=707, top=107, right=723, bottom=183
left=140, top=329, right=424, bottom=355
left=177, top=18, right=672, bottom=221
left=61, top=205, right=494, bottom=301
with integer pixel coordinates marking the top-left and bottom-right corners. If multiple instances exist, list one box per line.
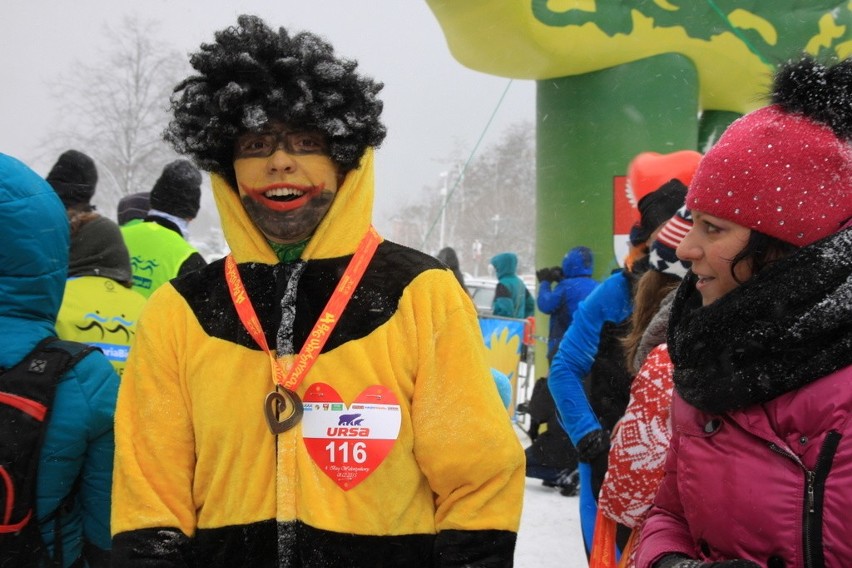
left=268, top=238, right=310, bottom=263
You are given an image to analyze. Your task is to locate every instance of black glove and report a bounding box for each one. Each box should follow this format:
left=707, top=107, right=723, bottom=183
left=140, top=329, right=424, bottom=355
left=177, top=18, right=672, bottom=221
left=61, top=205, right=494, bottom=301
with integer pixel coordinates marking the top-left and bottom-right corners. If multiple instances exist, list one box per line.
left=536, top=266, right=563, bottom=283
left=655, top=554, right=762, bottom=568
left=576, top=429, right=610, bottom=500
left=536, top=267, right=552, bottom=283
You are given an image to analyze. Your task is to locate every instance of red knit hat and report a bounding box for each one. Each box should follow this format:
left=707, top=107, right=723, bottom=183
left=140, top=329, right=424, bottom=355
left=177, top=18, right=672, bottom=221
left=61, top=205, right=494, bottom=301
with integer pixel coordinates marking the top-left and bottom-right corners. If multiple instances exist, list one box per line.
left=687, top=57, right=852, bottom=246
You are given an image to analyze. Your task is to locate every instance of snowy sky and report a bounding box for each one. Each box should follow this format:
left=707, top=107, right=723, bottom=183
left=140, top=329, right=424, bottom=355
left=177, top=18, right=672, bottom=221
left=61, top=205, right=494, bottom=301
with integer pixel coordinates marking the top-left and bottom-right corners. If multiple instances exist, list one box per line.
left=0, top=0, right=535, bottom=235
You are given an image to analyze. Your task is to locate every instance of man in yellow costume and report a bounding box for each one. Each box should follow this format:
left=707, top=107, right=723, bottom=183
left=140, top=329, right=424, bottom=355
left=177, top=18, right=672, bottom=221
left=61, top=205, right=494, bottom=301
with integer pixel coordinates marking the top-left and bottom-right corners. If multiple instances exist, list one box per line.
left=111, top=15, right=524, bottom=567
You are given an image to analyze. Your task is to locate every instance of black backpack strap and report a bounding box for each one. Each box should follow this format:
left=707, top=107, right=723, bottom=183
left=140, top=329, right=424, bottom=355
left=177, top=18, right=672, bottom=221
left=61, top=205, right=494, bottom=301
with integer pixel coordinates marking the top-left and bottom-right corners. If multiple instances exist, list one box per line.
left=40, top=338, right=98, bottom=371
left=38, top=339, right=96, bottom=568
left=1, top=337, right=96, bottom=393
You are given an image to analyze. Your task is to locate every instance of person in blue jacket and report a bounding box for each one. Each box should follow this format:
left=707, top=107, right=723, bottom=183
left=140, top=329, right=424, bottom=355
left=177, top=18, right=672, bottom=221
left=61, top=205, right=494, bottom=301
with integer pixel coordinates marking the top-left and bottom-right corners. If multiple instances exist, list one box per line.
left=536, top=245, right=598, bottom=362
left=0, top=153, right=118, bottom=567
left=548, top=179, right=687, bottom=557
left=520, top=246, right=598, bottom=496
left=490, top=251, right=534, bottom=318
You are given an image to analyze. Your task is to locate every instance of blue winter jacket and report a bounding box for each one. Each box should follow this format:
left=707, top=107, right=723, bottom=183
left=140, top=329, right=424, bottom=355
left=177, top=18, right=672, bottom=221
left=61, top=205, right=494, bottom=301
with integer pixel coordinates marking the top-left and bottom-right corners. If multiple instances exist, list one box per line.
left=548, top=269, right=633, bottom=446
left=490, top=252, right=534, bottom=318
left=547, top=268, right=633, bottom=552
left=536, top=246, right=598, bottom=360
left=0, top=154, right=118, bottom=566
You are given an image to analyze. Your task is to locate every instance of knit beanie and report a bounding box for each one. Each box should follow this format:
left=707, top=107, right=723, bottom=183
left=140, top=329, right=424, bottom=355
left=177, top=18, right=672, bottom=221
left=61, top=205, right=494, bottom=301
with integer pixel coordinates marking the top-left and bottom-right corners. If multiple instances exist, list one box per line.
left=687, top=56, right=852, bottom=246
left=46, top=149, right=98, bottom=209
left=149, top=160, right=202, bottom=219
left=117, top=191, right=151, bottom=225
left=631, top=179, right=688, bottom=245
left=69, top=214, right=133, bottom=284
left=627, top=150, right=702, bottom=205
left=649, top=206, right=692, bottom=278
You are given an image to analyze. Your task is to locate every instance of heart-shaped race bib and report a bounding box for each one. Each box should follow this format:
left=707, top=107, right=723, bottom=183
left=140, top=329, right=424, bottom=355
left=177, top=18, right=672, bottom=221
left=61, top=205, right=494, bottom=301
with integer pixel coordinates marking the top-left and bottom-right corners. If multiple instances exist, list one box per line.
left=302, top=382, right=401, bottom=490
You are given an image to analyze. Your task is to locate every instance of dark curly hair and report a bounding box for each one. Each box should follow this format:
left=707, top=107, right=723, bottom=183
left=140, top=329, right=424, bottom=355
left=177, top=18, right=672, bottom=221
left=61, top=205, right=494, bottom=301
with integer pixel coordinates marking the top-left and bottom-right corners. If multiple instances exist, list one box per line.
left=729, top=231, right=798, bottom=284
left=164, top=15, right=387, bottom=188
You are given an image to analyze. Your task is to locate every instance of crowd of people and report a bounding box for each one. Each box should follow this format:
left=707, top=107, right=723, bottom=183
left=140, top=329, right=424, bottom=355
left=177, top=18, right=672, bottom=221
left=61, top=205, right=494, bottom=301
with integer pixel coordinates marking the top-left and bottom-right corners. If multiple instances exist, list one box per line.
left=1, top=12, right=850, bottom=568
left=563, top=55, right=851, bottom=568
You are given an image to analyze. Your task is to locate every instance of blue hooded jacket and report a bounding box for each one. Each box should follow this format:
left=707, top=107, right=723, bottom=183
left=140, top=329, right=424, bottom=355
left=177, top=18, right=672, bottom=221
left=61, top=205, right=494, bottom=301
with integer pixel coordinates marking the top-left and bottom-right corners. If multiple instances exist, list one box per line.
left=536, top=246, right=598, bottom=360
left=0, top=154, right=118, bottom=566
left=490, top=252, right=534, bottom=318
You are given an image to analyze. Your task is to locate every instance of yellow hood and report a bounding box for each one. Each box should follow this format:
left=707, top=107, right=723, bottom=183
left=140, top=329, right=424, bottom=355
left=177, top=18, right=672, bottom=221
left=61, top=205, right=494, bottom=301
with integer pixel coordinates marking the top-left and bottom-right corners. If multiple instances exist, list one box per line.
left=212, top=148, right=379, bottom=264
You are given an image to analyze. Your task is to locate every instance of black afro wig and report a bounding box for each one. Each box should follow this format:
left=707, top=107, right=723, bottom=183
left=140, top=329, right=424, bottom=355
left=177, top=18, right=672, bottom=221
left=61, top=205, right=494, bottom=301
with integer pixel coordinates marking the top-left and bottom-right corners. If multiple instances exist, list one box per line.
left=164, top=14, right=387, bottom=188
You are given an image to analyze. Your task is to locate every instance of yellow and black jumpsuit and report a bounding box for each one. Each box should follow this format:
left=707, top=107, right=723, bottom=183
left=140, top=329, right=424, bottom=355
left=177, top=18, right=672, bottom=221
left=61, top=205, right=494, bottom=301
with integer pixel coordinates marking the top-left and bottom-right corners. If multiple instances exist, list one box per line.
left=111, top=149, right=525, bottom=567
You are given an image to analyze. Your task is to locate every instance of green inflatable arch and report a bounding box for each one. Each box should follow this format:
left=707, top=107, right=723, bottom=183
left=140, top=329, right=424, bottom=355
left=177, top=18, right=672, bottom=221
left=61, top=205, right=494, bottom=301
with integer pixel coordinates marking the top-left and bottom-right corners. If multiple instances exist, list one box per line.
left=426, top=0, right=851, bottom=369
left=428, top=0, right=850, bottom=272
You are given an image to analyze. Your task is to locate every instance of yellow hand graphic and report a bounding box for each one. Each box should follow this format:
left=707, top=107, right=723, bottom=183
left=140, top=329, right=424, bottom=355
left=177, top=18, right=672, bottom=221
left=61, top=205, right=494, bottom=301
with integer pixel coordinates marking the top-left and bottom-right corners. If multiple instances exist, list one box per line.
left=484, top=326, right=522, bottom=382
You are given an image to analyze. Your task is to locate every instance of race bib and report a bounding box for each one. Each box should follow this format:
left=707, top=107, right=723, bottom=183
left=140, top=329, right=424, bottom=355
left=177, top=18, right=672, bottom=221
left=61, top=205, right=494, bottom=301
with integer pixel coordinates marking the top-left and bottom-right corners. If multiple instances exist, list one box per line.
left=302, top=382, right=401, bottom=490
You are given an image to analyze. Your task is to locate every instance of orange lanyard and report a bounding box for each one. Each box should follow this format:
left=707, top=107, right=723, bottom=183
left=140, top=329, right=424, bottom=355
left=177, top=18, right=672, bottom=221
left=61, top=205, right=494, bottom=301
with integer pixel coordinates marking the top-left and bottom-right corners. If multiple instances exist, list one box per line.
left=225, top=227, right=381, bottom=433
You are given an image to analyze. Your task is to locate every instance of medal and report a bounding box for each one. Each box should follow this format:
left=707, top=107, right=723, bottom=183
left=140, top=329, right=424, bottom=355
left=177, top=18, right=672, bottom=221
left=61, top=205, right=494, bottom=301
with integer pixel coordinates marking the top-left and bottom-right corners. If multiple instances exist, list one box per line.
left=225, top=227, right=381, bottom=435
left=264, top=387, right=304, bottom=434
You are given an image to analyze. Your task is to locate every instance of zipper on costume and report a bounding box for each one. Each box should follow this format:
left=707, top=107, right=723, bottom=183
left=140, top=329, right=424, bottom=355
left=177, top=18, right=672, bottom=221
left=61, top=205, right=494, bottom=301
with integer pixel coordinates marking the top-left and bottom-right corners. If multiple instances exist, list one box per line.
left=806, top=471, right=815, bottom=513
left=804, top=469, right=815, bottom=567
left=767, top=443, right=813, bottom=568
left=806, top=432, right=840, bottom=568
left=768, top=432, right=840, bottom=568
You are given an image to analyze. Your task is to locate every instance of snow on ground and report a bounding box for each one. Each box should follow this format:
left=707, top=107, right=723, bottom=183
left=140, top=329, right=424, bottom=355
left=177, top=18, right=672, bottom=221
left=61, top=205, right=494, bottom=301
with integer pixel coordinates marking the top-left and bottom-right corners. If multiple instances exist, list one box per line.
left=516, top=477, right=586, bottom=566
left=514, top=424, right=588, bottom=567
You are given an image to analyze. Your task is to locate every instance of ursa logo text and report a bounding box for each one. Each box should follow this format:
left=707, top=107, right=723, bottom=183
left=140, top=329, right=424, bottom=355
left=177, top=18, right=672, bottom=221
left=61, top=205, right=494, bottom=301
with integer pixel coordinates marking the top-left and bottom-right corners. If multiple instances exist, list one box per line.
left=326, top=427, right=370, bottom=437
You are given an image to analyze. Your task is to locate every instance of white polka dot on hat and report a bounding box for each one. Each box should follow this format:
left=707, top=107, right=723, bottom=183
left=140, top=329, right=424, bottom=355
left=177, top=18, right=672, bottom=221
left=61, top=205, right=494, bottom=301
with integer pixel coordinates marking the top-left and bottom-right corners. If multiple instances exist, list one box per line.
left=686, top=57, right=852, bottom=246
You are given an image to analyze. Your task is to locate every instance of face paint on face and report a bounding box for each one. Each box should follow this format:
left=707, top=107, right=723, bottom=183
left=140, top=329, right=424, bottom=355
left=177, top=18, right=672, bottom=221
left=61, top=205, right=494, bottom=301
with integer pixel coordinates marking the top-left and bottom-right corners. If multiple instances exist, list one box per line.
left=233, top=123, right=342, bottom=244
left=676, top=211, right=753, bottom=306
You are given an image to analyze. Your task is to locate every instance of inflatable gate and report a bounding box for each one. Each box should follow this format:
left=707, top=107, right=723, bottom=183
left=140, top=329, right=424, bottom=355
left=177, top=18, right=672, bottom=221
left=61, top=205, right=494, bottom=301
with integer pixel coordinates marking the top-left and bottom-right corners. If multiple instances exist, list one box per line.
left=426, top=0, right=851, bottom=274
left=427, top=0, right=851, bottom=370
left=427, top=0, right=851, bottom=554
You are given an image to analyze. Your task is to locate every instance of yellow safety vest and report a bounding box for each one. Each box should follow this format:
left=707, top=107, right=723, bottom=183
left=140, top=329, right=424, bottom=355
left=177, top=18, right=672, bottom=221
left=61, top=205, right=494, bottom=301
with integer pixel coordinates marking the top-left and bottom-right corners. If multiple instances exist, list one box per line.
left=55, top=276, right=147, bottom=377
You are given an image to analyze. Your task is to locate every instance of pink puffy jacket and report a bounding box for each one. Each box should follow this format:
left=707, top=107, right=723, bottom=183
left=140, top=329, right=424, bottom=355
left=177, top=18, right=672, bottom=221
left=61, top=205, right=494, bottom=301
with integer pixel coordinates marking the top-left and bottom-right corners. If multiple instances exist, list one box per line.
left=636, top=364, right=852, bottom=568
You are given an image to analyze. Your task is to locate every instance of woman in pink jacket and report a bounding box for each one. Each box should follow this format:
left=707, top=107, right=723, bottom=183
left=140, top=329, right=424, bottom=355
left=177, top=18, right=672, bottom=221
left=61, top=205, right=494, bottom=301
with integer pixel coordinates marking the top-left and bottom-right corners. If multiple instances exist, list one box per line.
left=636, top=55, right=852, bottom=568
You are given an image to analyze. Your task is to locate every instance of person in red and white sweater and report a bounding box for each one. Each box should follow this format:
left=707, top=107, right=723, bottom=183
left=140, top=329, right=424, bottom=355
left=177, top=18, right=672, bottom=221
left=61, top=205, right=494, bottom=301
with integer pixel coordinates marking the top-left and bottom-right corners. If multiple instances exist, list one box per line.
left=596, top=207, right=695, bottom=567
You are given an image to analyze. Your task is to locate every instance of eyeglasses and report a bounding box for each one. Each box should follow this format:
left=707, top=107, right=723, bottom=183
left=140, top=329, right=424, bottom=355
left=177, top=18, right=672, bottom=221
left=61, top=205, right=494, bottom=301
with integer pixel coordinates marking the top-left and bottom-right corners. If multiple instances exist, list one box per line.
left=234, top=128, right=329, bottom=159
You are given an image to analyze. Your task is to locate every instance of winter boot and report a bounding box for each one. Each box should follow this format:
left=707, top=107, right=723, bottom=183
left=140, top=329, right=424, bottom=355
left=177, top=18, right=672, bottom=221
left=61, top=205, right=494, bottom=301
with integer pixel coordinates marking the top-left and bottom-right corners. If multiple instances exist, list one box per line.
left=557, top=469, right=580, bottom=497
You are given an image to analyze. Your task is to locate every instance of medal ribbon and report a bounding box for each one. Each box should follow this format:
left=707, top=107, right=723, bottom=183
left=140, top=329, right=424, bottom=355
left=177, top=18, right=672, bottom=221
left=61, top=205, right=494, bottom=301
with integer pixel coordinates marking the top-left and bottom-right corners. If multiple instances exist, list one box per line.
left=225, top=226, right=381, bottom=392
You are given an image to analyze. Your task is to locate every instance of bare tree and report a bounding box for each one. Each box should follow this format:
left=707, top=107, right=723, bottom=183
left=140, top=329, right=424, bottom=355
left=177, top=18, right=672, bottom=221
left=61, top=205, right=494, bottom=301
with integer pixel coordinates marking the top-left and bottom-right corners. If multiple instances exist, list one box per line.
left=45, top=17, right=187, bottom=216
left=394, top=121, right=536, bottom=277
